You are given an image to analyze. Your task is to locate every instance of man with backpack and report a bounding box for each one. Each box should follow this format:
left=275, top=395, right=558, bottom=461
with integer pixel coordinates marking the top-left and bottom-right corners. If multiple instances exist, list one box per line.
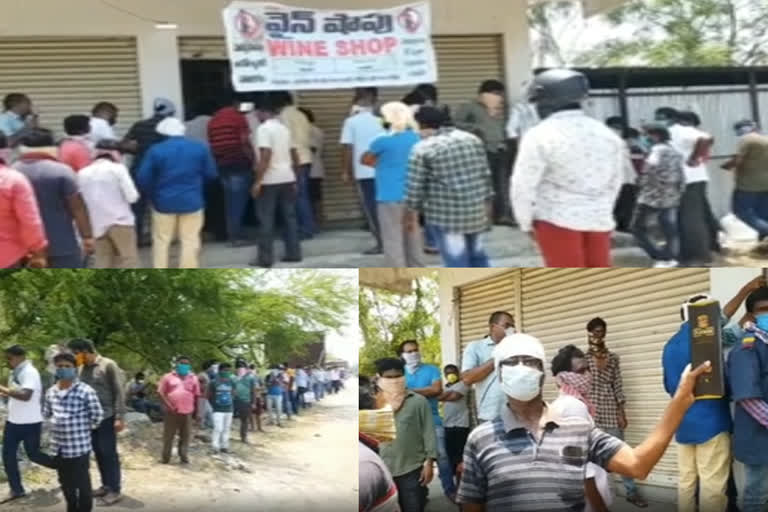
left=209, top=362, right=236, bottom=454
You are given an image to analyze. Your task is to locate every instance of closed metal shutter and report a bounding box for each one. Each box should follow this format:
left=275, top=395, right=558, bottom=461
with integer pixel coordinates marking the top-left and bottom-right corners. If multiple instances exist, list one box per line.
left=0, top=37, right=141, bottom=138
left=179, top=35, right=503, bottom=224
left=520, top=268, right=710, bottom=488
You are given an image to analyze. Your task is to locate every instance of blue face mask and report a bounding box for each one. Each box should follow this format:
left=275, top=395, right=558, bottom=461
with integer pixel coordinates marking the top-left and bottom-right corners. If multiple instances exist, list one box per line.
left=176, top=363, right=191, bottom=377
left=756, top=314, right=768, bottom=332
left=55, top=367, right=77, bottom=381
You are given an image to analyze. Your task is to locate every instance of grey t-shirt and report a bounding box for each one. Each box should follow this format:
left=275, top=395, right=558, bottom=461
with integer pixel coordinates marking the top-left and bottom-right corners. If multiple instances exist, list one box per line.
left=444, top=381, right=470, bottom=428
left=359, top=442, right=400, bottom=512
left=15, top=158, right=80, bottom=258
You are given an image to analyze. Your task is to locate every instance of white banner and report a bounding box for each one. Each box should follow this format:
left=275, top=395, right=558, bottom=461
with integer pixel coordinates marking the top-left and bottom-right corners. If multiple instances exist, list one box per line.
left=222, top=1, right=437, bottom=91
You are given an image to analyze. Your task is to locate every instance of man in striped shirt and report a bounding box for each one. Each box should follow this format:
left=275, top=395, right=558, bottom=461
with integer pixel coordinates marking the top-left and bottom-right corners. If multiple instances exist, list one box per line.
left=457, top=333, right=711, bottom=512
left=43, top=352, right=104, bottom=512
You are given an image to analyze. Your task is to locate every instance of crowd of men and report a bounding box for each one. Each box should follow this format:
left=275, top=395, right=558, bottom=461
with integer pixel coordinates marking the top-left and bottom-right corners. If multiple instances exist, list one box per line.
left=359, top=274, right=768, bottom=512
left=0, top=337, right=346, bottom=511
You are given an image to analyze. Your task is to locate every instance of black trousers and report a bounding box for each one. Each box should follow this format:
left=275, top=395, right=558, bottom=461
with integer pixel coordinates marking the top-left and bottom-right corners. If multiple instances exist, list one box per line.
left=487, top=150, right=513, bottom=221
left=57, top=454, right=92, bottom=512
left=393, top=467, right=428, bottom=512
left=614, top=184, right=638, bottom=233
left=444, top=426, right=470, bottom=472
left=255, top=183, right=302, bottom=266
left=234, top=400, right=251, bottom=442
left=679, top=182, right=720, bottom=265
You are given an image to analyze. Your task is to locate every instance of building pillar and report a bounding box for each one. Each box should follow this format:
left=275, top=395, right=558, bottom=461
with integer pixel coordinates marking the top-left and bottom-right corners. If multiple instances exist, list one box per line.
left=502, top=7, right=534, bottom=102
left=136, top=29, right=184, bottom=119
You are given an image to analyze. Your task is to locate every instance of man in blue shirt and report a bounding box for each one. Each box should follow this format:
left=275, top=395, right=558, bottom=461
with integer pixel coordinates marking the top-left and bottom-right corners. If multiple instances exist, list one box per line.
left=0, top=94, right=36, bottom=146
left=727, top=284, right=768, bottom=512
left=398, top=339, right=456, bottom=502
left=137, top=117, right=218, bottom=269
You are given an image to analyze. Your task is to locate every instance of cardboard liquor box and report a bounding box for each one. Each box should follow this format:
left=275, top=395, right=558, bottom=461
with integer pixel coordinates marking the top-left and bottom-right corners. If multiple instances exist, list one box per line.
left=688, top=300, right=725, bottom=399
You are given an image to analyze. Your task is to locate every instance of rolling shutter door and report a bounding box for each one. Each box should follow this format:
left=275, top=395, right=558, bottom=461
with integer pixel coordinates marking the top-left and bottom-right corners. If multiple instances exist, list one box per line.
left=456, top=270, right=520, bottom=426
left=520, top=268, right=710, bottom=489
left=0, top=37, right=141, bottom=138
left=178, top=35, right=503, bottom=224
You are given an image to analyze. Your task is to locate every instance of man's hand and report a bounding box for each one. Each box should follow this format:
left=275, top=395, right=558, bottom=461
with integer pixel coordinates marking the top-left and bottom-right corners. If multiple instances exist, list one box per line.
left=419, top=460, right=434, bottom=486
left=251, top=182, right=262, bottom=199
left=673, top=361, right=713, bottom=407
left=114, top=418, right=125, bottom=433
left=617, top=411, right=628, bottom=430
left=82, top=237, right=95, bottom=255
left=744, top=275, right=766, bottom=293
left=26, top=254, right=47, bottom=269
left=0, top=385, right=9, bottom=396
left=404, top=211, right=419, bottom=233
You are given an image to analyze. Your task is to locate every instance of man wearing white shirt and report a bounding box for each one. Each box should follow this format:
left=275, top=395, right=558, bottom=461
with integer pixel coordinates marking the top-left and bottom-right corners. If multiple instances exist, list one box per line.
left=89, top=102, right=119, bottom=145
left=78, top=140, right=140, bottom=268
left=658, top=108, right=720, bottom=265
left=511, top=69, right=628, bottom=268
left=340, top=88, right=385, bottom=255
left=0, top=345, right=55, bottom=504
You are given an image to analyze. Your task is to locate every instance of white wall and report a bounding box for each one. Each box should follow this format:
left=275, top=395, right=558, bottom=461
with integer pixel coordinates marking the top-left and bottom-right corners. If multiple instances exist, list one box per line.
left=710, top=268, right=764, bottom=323
left=0, top=0, right=534, bottom=118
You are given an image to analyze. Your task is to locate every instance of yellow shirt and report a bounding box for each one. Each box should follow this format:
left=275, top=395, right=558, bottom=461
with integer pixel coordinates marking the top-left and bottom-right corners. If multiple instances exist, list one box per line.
left=280, top=106, right=313, bottom=165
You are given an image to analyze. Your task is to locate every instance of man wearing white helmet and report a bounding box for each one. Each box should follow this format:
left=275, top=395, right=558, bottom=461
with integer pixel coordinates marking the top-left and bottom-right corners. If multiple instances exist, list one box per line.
left=457, top=333, right=711, bottom=512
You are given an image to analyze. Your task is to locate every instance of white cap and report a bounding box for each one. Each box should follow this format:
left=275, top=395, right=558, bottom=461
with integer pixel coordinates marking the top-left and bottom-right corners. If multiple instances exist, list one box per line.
left=156, top=117, right=186, bottom=137
left=493, top=333, right=546, bottom=369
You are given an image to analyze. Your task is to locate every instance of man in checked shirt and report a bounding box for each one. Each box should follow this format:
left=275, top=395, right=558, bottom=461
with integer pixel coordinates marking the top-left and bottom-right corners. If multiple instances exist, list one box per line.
left=585, top=317, right=648, bottom=508
left=43, top=352, right=104, bottom=512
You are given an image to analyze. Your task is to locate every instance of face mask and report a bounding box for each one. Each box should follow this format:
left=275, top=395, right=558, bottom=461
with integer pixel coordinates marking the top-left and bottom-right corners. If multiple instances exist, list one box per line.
left=500, top=364, right=543, bottom=401
left=505, top=327, right=516, bottom=337
left=446, top=374, right=459, bottom=384
left=756, top=314, right=768, bottom=332
left=220, top=371, right=232, bottom=379
left=237, top=368, right=247, bottom=377
left=402, top=352, right=421, bottom=369
left=55, top=367, right=77, bottom=381
left=377, top=376, right=407, bottom=411
left=176, top=364, right=191, bottom=377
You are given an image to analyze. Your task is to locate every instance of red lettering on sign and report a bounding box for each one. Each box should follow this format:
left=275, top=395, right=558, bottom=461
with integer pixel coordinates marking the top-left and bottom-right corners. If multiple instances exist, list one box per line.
left=267, top=39, right=330, bottom=57
left=335, top=37, right=398, bottom=57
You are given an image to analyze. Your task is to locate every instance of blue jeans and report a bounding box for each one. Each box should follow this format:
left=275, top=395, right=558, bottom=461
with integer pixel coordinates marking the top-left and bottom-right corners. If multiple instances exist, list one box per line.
left=267, top=394, right=283, bottom=425
left=429, top=225, right=490, bottom=268
left=435, top=425, right=457, bottom=497
left=220, top=168, right=253, bottom=242
left=2, top=422, right=55, bottom=496
left=603, top=428, right=639, bottom=497
left=632, top=205, right=679, bottom=261
left=733, top=190, right=768, bottom=239
left=357, top=178, right=381, bottom=247
left=92, top=416, right=121, bottom=494
left=743, top=464, right=768, bottom=512
left=281, top=390, right=293, bottom=418
left=424, top=224, right=438, bottom=250
left=295, top=164, right=315, bottom=238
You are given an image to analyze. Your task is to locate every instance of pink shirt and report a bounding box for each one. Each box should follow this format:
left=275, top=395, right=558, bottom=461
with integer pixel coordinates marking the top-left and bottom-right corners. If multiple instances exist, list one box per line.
left=0, top=166, right=47, bottom=267
left=58, top=138, right=93, bottom=172
left=158, top=372, right=201, bottom=415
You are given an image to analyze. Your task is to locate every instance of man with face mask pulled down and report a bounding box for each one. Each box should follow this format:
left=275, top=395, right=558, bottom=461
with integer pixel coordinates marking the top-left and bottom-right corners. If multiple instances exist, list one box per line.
left=511, top=69, right=631, bottom=268
left=457, top=333, right=712, bottom=512
left=375, top=357, right=437, bottom=512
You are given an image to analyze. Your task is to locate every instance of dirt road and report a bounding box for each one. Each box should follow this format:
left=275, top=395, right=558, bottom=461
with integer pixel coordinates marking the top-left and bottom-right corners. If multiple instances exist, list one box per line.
left=7, top=383, right=358, bottom=512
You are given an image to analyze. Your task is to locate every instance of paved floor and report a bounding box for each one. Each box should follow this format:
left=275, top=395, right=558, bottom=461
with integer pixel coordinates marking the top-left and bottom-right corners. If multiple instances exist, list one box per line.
left=139, top=226, right=766, bottom=269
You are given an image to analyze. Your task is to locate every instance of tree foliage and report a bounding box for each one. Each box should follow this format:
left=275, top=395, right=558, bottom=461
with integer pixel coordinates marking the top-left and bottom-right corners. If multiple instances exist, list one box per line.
left=0, top=269, right=355, bottom=375
left=575, top=0, right=768, bottom=66
left=359, top=274, right=441, bottom=377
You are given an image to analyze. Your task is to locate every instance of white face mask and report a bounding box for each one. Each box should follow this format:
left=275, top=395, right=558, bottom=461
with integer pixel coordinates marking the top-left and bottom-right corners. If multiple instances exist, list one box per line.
left=402, top=352, right=421, bottom=368
left=505, top=327, right=516, bottom=337
left=501, top=364, right=543, bottom=401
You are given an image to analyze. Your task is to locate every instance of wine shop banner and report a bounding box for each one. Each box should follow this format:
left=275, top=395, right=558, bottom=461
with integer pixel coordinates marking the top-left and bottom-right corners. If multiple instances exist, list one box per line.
left=222, top=1, right=437, bottom=91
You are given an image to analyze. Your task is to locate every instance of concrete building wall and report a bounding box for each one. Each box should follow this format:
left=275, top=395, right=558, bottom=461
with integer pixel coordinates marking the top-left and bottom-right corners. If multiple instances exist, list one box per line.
left=3, top=0, right=533, bottom=116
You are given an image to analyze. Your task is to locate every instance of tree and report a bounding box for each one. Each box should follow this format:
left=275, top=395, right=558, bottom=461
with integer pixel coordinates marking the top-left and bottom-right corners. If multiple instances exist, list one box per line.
left=575, top=0, right=768, bottom=66
left=0, top=269, right=354, bottom=375
left=359, top=273, right=441, bottom=377
left=528, top=1, right=588, bottom=67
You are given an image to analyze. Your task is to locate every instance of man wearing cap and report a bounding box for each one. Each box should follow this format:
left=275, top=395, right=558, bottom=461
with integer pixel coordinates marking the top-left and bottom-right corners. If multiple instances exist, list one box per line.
left=511, top=69, right=631, bottom=268
left=722, top=119, right=768, bottom=243
left=123, top=98, right=177, bottom=245
left=457, top=333, right=712, bottom=512
left=454, top=79, right=514, bottom=226
left=137, top=117, right=218, bottom=268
